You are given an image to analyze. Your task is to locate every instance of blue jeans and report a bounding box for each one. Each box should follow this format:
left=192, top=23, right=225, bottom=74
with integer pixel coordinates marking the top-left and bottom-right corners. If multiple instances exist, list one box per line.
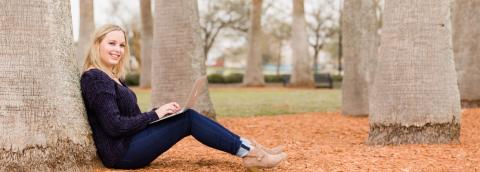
left=113, top=109, right=242, bottom=169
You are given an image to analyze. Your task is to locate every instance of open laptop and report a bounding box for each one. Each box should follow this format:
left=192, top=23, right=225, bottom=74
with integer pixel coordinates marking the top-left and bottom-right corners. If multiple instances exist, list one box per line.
left=149, top=76, right=207, bottom=124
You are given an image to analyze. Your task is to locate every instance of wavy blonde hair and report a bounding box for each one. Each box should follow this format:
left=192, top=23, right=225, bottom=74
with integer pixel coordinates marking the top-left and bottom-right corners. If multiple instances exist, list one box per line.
left=82, top=24, right=129, bottom=79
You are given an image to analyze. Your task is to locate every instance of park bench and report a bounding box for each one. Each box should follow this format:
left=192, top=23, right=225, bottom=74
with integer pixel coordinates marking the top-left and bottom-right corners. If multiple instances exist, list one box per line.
left=282, top=73, right=333, bottom=89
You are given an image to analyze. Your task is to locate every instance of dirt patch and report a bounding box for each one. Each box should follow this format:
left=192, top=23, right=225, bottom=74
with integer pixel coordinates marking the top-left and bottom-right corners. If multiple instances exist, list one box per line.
left=97, top=109, right=480, bottom=171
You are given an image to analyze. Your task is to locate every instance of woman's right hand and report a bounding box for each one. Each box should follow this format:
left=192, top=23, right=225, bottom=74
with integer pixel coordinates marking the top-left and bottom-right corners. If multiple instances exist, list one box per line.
left=155, top=102, right=181, bottom=118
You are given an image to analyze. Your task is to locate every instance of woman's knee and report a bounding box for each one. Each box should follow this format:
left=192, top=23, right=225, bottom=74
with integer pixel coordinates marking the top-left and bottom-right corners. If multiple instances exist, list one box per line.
left=184, top=109, right=202, bottom=117
left=183, top=109, right=210, bottom=123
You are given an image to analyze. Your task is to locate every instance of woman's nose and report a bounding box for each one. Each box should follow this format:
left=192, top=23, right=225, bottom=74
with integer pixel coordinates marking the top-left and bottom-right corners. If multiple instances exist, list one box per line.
left=114, top=45, right=123, bottom=52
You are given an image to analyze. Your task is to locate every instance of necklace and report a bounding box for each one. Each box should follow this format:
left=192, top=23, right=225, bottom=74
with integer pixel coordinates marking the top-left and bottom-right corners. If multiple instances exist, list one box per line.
left=110, top=72, right=117, bottom=79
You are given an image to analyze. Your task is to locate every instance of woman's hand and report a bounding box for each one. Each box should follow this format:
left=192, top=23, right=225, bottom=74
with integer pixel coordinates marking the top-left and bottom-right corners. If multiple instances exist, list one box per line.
left=155, top=102, right=181, bottom=118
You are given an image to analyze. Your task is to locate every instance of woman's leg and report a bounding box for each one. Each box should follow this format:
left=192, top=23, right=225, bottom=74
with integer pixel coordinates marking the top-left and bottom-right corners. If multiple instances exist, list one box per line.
left=113, top=109, right=243, bottom=169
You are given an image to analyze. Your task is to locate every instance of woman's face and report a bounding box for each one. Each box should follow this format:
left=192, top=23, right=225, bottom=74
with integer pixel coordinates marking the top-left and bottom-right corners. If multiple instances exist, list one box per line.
left=99, top=30, right=125, bottom=69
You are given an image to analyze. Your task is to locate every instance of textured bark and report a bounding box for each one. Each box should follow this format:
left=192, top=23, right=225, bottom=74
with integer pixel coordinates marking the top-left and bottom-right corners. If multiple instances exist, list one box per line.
left=452, top=0, right=480, bottom=108
left=290, top=0, right=313, bottom=87
left=341, top=0, right=378, bottom=116
left=0, top=0, right=97, bottom=170
left=243, top=0, right=265, bottom=86
left=76, top=0, right=95, bottom=71
left=152, top=0, right=216, bottom=118
left=368, top=0, right=461, bottom=145
left=139, top=0, right=154, bottom=88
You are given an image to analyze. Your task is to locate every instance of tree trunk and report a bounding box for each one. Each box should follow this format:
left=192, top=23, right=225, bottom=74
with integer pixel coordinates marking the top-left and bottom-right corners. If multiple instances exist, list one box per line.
left=276, top=41, right=283, bottom=76
left=139, top=0, right=154, bottom=88
left=452, top=0, right=480, bottom=108
left=338, top=32, right=343, bottom=75
left=338, top=6, right=344, bottom=76
left=76, top=0, right=95, bottom=71
left=341, top=0, right=378, bottom=116
left=313, top=46, right=320, bottom=75
left=152, top=0, right=216, bottom=118
left=368, top=0, right=461, bottom=145
left=290, top=0, right=314, bottom=87
left=0, top=0, right=97, bottom=170
left=243, top=0, right=265, bottom=86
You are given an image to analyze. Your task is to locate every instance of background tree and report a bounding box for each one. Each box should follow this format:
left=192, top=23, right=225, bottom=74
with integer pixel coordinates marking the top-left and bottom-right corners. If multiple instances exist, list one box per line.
left=368, top=0, right=461, bottom=145
left=267, top=21, right=291, bottom=76
left=152, top=0, right=216, bottom=118
left=306, top=0, right=338, bottom=75
left=341, top=0, right=379, bottom=116
left=199, top=0, right=250, bottom=61
left=139, top=0, right=154, bottom=88
left=290, top=0, right=314, bottom=87
left=76, top=0, right=95, bottom=70
left=336, top=3, right=343, bottom=76
left=0, top=0, right=96, bottom=170
left=262, top=1, right=291, bottom=76
left=453, top=0, right=480, bottom=108
left=243, top=0, right=265, bottom=86
left=129, top=20, right=142, bottom=72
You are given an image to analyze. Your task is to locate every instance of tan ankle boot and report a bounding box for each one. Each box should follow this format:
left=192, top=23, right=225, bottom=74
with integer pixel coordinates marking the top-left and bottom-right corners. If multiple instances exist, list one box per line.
left=242, top=146, right=287, bottom=171
left=251, top=140, right=284, bottom=154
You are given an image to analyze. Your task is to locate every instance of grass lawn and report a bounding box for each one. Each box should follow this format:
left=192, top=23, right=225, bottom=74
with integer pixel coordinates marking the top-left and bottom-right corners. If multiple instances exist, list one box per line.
left=131, top=86, right=341, bottom=117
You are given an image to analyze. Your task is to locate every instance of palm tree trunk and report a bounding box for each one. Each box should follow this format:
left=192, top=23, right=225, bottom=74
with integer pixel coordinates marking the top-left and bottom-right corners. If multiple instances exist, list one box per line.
left=139, top=0, right=154, bottom=88
left=290, top=0, right=314, bottom=87
left=76, top=0, right=95, bottom=71
left=243, top=0, right=265, bottom=86
left=0, top=0, right=97, bottom=170
left=152, top=0, right=216, bottom=118
left=341, top=0, right=378, bottom=116
left=368, top=0, right=461, bottom=145
left=452, top=0, right=480, bottom=108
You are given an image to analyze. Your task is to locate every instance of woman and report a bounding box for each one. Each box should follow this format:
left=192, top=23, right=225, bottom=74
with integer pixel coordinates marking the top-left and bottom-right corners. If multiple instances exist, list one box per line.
left=80, top=24, right=287, bottom=170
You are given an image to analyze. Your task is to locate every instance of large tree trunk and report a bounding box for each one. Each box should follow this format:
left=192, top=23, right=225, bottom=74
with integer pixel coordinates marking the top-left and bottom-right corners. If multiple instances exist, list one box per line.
left=0, top=0, right=97, bottom=170
left=76, top=0, right=95, bottom=71
left=341, top=0, right=378, bottom=116
left=152, top=0, right=216, bottom=118
left=139, top=0, right=154, bottom=88
left=368, top=0, right=461, bottom=145
left=290, top=0, right=314, bottom=87
left=243, top=0, right=265, bottom=86
left=453, top=0, right=480, bottom=108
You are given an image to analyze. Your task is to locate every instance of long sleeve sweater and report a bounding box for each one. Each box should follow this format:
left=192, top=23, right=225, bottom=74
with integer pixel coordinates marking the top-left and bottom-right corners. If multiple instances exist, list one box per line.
left=80, top=69, right=159, bottom=167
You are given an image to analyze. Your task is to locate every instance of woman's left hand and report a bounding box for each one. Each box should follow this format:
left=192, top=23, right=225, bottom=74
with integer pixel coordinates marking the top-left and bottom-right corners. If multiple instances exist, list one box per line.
left=155, top=102, right=181, bottom=118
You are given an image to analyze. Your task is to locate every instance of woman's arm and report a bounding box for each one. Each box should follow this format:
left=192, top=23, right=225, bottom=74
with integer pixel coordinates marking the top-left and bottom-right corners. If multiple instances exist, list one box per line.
left=83, top=73, right=159, bottom=138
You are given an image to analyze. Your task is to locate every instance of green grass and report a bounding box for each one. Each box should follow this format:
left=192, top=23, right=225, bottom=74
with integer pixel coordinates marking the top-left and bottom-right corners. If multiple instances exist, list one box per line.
left=132, top=87, right=341, bottom=117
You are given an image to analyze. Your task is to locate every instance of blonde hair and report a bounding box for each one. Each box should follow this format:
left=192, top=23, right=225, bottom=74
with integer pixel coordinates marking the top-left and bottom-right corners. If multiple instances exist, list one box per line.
left=82, top=24, right=129, bottom=79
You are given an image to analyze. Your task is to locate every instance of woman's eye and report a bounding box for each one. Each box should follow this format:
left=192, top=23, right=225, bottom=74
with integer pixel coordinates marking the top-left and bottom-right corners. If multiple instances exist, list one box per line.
left=109, top=42, right=115, bottom=45
left=120, top=44, right=125, bottom=47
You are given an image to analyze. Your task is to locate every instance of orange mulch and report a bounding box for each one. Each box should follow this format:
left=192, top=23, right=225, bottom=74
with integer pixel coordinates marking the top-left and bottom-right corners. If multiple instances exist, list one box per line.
left=97, top=109, right=480, bottom=171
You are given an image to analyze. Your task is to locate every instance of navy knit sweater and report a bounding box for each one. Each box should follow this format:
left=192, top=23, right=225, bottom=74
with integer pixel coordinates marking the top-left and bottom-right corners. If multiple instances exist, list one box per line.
left=80, top=69, right=159, bottom=167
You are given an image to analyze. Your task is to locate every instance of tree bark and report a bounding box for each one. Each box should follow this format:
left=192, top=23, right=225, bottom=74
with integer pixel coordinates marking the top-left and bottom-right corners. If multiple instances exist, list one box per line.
left=152, top=0, right=216, bottom=118
left=368, top=0, right=461, bottom=145
left=0, top=0, right=97, bottom=170
left=139, top=0, right=154, bottom=88
left=290, top=0, right=314, bottom=87
left=452, top=0, right=480, bottom=108
left=76, top=0, right=95, bottom=71
left=243, top=0, right=265, bottom=86
left=341, top=0, right=378, bottom=116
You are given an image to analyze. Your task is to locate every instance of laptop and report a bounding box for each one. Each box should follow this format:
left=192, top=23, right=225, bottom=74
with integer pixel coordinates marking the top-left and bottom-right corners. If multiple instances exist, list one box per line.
left=149, top=76, right=207, bottom=124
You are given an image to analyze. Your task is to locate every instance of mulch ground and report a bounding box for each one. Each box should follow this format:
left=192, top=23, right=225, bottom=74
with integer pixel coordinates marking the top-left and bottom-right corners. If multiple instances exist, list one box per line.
left=98, top=109, right=480, bottom=172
